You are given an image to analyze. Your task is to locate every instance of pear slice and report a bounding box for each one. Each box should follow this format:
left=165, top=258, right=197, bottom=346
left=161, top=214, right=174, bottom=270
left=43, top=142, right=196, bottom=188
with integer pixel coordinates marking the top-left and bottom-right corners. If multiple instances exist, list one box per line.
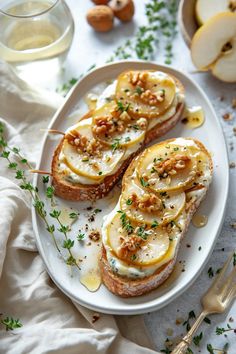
left=136, top=142, right=198, bottom=193
left=191, top=12, right=236, bottom=82
left=115, top=70, right=176, bottom=119
left=195, top=0, right=232, bottom=25
left=120, top=174, right=185, bottom=226
left=212, top=37, right=236, bottom=82
left=107, top=212, right=170, bottom=266
left=92, top=101, right=146, bottom=147
left=62, top=119, right=125, bottom=180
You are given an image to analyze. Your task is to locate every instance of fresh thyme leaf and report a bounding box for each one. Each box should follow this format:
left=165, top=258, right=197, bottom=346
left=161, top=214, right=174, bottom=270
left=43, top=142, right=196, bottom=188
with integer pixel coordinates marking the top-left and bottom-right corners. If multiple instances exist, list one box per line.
left=126, top=198, right=133, bottom=205
left=117, top=210, right=134, bottom=234
left=132, top=124, right=140, bottom=131
left=183, top=310, right=196, bottom=331
left=63, top=239, right=74, bottom=250
left=8, top=162, right=17, bottom=169
left=46, top=186, right=54, bottom=199
left=117, top=101, right=130, bottom=112
left=135, top=86, right=143, bottom=95
left=50, top=210, right=61, bottom=218
left=77, top=233, right=85, bottom=241
left=66, top=255, right=76, bottom=266
left=204, top=317, right=211, bottom=324
left=69, top=212, right=78, bottom=219
left=208, top=267, right=214, bottom=278
left=137, top=226, right=148, bottom=240
left=193, top=332, right=203, bottom=346
left=47, top=224, right=55, bottom=233
left=43, top=175, right=49, bottom=184
left=140, top=177, right=149, bottom=187
left=15, top=170, right=24, bottom=179
left=1, top=317, right=22, bottom=331
left=1, top=150, right=10, bottom=159
left=130, top=254, right=137, bottom=261
left=151, top=220, right=158, bottom=228
left=111, top=138, right=121, bottom=152
left=58, top=225, right=70, bottom=234
left=94, top=208, right=102, bottom=214
left=206, top=344, right=214, bottom=354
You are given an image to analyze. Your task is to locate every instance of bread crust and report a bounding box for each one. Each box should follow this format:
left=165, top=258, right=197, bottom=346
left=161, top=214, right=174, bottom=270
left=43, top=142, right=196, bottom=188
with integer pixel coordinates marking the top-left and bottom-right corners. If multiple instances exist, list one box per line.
left=51, top=74, right=185, bottom=201
left=100, top=138, right=213, bottom=297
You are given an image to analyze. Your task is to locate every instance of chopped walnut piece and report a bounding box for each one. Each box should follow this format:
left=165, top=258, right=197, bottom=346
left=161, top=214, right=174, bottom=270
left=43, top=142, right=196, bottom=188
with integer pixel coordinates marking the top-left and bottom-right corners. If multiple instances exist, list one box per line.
left=130, top=192, right=162, bottom=213
left=89, top=230, right=101, bottom=242
left=118, top=234, right=143, bottom=259
left=93, top=109, right=132, bottom=137
left=66, top=131, right=103, bottom=157
left=155, top=154, right=190, bottom=177
left=129, top=71, right=148, bottom=87
left=136, top=117, right=148, bottom=130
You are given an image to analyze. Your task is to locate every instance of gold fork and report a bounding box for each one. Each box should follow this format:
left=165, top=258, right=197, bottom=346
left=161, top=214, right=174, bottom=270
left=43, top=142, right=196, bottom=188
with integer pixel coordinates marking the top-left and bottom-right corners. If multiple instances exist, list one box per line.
left=172, top=251, right=236, bottom=354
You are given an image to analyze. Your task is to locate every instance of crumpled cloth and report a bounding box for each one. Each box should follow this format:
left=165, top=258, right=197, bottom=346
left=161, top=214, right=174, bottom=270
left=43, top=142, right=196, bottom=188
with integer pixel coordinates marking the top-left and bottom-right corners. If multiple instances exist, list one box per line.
left=0, top=60, right=158, bottom=354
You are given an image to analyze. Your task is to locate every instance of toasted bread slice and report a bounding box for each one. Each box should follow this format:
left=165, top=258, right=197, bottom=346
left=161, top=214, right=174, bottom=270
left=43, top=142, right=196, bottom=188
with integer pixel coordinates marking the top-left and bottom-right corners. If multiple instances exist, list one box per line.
left=100, top=138, right=213, bottom=297
left=52, top=72, right=185, bottom=201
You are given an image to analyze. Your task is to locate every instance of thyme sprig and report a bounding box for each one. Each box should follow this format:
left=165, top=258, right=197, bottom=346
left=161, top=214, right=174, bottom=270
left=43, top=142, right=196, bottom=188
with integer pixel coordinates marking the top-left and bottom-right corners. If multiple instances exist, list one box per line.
left=0, top=315, right=23, bottom=331
left=58, top=0, right=178, bottom=95
left=0, top=122, right=80, bottom=271
left=108, top=0, right=178, bottom=63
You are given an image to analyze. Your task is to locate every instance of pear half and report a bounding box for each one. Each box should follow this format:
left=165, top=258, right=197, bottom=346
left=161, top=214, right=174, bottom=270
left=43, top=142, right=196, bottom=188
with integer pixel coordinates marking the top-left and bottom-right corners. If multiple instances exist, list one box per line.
left=191, top=12, right=236, bottom=82
left=195, top=0, right=233, bottom=25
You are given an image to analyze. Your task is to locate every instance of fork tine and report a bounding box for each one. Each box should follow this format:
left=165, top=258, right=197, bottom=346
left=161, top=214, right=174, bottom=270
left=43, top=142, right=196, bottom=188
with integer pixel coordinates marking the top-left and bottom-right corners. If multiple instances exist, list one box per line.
left=224, top=285, right=236, bottom=306
left=220, top=259, right=236, bottom=300
left=210, top=251, right=235, bottom=289
left=221, top=266, right=236, bottom=302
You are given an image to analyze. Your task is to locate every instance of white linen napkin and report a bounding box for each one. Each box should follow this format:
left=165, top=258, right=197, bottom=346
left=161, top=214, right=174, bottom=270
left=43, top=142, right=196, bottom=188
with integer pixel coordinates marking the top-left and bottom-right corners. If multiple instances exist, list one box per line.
left=0, top=60, right=159, bottom=354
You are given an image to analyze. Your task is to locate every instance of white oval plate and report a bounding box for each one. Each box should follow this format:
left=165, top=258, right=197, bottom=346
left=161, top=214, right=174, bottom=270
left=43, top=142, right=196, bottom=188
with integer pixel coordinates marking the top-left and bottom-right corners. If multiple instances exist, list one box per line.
left=32, top=61, right=229, bottom=315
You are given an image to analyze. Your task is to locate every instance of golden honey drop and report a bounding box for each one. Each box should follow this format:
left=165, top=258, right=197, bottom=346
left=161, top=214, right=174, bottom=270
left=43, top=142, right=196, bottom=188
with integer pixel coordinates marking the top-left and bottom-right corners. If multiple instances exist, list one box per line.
left=80, top=271, right=101, bottom=292
left=192, top=214, right=208, bottom=228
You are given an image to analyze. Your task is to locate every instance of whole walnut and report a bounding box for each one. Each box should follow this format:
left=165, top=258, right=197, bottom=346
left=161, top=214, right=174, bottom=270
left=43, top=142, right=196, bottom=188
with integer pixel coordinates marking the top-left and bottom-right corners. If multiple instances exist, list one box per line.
left=109, top=0, right=135, bottom=22
left=92, top=0, right=109, bottom=4
left=87, top=5, right=114, bottom=32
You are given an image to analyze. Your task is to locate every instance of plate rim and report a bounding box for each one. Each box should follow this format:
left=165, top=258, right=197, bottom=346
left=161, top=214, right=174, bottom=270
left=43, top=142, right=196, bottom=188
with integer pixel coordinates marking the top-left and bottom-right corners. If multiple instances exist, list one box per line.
left=32, top=60, right=229, bottom=315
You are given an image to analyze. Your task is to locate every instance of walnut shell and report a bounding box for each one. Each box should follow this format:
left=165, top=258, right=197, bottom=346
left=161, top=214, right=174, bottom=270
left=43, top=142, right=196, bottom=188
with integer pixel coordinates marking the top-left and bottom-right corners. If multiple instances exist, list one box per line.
left=109, top=0, right=135, bottom=22
left=92, top=0, right=109, bottom=4
left=87, top=5, right=114, bottom=32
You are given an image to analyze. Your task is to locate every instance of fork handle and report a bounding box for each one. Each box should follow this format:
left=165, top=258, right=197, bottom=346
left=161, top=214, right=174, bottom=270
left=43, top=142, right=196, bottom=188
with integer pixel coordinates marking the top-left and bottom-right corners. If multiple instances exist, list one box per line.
left=171, top=311, right=208, bottom=354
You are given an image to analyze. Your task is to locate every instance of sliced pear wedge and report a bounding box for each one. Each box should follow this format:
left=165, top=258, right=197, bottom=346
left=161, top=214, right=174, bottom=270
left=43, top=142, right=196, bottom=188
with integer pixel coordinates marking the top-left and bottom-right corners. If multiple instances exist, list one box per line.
left=107, top=212, right=170, bottom=266
left=115, top=70, right=176, bottom=119
left=62, top=119, right=125, bottom=180
left=137, top=142, right=198, bottom=193
left=212, top=37, right=236, bottom=82
left=120, top=174, right=185, bottom=225
left=195, top=0, right=231, bottom=25
left=191, top=12, right=236, bottom=82
left=92, top=101, right=146, bottom=147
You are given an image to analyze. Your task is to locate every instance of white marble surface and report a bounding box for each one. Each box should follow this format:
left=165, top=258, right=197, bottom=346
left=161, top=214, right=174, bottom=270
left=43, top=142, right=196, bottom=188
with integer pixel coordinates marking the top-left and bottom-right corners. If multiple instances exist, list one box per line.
left=31, top=0, right=236, bottom=352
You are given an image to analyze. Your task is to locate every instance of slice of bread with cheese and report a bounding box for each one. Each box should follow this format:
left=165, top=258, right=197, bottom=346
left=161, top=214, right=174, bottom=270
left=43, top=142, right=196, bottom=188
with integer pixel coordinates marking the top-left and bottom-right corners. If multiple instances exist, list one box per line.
left=52, top=70, right=185, bottom=201
left=101, top=138, right=213, bottom=297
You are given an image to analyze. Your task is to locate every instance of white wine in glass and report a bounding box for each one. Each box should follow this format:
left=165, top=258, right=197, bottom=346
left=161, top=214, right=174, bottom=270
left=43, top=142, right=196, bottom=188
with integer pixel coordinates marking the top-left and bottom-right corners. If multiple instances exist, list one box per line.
left=0, top=0, right=74, bottom=79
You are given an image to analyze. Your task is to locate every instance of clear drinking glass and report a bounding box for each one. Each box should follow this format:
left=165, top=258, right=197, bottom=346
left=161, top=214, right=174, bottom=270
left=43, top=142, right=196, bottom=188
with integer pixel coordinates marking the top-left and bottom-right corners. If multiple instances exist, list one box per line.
left=0, top=0, right=74, bottom=79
